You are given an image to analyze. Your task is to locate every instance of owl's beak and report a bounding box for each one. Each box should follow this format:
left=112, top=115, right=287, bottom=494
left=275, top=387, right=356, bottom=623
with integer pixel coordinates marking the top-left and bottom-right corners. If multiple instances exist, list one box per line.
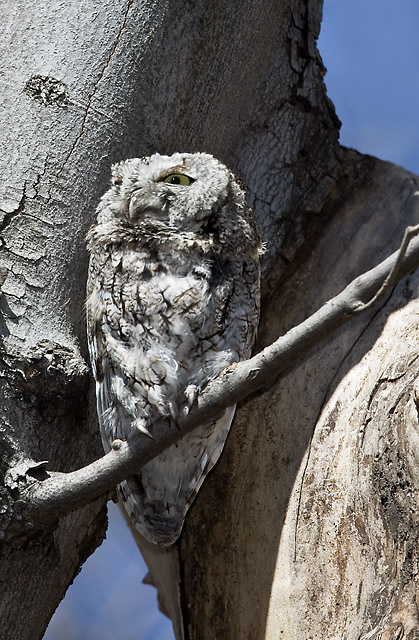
left=128, top=192, right=165, bottom=221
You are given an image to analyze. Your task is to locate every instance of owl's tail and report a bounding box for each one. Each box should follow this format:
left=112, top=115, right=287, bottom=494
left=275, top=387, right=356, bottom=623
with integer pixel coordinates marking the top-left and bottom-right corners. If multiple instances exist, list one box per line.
left=118, top=406, right=236, bottom=546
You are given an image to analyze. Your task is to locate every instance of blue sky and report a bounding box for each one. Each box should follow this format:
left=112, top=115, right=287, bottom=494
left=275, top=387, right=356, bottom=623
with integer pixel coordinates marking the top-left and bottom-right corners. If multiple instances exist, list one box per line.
left=44, top=503, right=174, bottom=640
left=319, top=0, right=419, bottom=174
left=44, top=3, right=419, bottom=639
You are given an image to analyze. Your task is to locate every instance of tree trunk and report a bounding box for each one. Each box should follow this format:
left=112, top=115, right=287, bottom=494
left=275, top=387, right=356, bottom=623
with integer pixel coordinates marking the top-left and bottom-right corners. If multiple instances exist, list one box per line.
left=1, top=1, right=417, bottom=639
left=176, top=155, right=419, bottom=639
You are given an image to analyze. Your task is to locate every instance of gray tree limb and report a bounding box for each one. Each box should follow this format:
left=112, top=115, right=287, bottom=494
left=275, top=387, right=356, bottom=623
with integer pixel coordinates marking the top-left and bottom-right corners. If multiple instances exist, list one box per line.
left=22, top=221, right=419, bottom=527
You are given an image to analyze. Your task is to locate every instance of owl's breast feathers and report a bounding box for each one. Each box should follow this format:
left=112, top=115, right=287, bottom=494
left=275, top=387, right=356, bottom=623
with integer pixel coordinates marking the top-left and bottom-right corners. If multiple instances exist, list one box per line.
left=87, top=217, right=258, bottom=399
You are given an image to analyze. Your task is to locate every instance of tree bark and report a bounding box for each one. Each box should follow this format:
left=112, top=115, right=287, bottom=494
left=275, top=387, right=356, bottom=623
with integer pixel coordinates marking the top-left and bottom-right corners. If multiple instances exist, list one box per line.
left=177, top=156, right=419, bottom=639
left=1, top=1, right=417, bottom=639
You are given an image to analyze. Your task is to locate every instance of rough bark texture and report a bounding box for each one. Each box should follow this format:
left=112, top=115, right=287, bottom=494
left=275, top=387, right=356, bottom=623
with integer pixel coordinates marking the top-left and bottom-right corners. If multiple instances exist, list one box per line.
left=0, top=0, right=417, bottom=639
left=178, top=157, right=419, bottom=640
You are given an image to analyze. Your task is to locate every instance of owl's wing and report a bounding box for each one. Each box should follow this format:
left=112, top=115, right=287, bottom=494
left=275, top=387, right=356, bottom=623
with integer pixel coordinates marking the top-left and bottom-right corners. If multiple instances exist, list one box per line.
left=118, top=405, right=236, bottom=546
left=87, top=305, right=236, bottom=547
left=86, top=302, right=115, bottom=451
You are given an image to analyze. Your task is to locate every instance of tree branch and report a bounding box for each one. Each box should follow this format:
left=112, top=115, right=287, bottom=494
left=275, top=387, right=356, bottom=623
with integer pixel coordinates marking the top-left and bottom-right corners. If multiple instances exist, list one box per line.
left=24, top=220, right=419, bottom=528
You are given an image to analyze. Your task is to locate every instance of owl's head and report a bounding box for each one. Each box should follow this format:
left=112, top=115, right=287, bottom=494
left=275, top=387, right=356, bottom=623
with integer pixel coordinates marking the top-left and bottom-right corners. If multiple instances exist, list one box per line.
left=95, top=152, right=261, bottom=257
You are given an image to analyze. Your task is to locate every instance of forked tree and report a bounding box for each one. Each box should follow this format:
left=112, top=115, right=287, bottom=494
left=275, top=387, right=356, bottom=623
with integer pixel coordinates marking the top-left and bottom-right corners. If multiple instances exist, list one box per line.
left=0, top=1, right=418, bottom=638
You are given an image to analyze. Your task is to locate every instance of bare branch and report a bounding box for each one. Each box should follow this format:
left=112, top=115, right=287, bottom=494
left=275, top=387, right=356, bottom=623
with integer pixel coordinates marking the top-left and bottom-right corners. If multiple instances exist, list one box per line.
left=24, top=221, right=419, bottom=527
left=352, top=223, right=419, bottom=312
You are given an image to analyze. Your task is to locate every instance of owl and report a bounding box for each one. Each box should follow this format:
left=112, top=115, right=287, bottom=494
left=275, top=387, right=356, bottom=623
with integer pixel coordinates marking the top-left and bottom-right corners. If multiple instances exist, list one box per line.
left=86, top=152, right=262, bottom=546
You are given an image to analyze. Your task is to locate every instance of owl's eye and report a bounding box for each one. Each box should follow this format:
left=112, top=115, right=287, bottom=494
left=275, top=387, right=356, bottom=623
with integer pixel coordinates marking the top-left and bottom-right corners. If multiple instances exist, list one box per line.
left=160, top=173, right=194, bottom=186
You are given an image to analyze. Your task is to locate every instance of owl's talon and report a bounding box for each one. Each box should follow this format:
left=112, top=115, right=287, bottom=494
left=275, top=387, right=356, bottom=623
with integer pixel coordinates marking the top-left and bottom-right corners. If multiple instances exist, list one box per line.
left=184, top=384, right=198, bottom=411
left=136, top=423, right=154, bottom=439
left=168, top=402, right=178, bottom=421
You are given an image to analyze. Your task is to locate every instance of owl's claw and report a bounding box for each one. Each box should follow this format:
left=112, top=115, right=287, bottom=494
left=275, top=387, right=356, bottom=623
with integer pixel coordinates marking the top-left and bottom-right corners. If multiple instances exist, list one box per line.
left=135, top=421, right=154, bottom=439
left=184, top=384, right=198, bottom=414
left=168, top=401, right=178, bottom=421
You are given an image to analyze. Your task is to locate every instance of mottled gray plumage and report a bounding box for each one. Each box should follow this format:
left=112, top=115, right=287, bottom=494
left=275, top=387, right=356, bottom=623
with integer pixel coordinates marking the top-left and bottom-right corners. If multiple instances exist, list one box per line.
left=86, top=152, right=261, bottom=546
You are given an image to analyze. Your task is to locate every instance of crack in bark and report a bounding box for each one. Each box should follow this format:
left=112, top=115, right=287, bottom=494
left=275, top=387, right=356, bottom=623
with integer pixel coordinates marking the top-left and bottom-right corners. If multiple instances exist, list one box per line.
left=361, top=353, right=419, bottom=445
left=30, top=156, right=49, bottom=201
left=57, top=0, right=137, bottom=176
left=178, top=544, right=190, bottom=640
left=0, top=183, right=26, bottom=238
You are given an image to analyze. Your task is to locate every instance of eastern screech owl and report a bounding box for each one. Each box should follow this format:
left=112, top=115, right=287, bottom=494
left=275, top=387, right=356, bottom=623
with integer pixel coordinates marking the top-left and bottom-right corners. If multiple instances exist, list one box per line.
left=86, top=152, right=262, bottom=546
